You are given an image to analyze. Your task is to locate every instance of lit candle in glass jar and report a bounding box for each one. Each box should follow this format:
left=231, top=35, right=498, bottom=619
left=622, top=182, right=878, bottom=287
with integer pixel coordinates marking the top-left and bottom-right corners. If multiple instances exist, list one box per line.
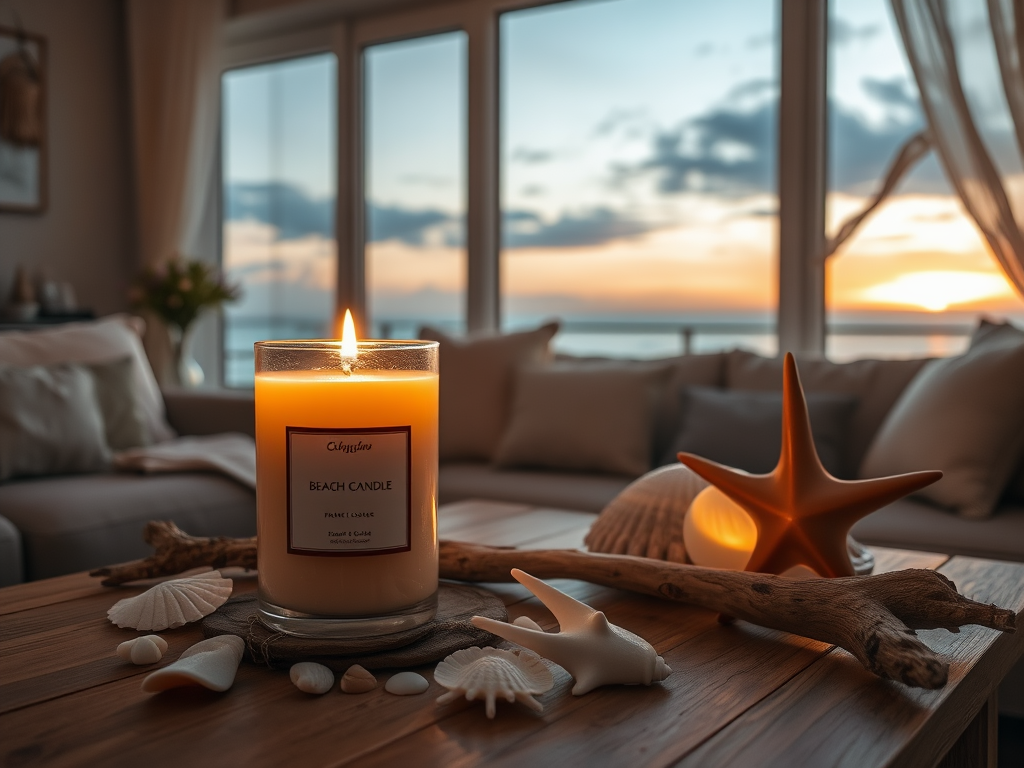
left=254, top=311, right=439, bottom=637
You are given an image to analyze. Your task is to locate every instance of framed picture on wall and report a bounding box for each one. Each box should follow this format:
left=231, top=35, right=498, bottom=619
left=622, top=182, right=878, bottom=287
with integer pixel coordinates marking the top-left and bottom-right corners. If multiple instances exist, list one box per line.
left=0, top=25, right=47, bottom=214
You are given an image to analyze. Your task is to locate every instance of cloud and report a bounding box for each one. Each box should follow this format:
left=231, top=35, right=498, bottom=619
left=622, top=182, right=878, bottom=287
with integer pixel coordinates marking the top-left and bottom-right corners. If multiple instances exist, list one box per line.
left=368, top=204, right=460, bottom=245
left=503, top=207, right=653, bottom=248
left=511, top=147, right=554, bottom=164
left=612, top=75, right=947, bottom=197
left=861, top=77, right=918, bottom=112
left=694, top=42, right=715, bottom=57
left=830, top=18, right=881, bottom=45
left=226, top=182, right=333, bottom=240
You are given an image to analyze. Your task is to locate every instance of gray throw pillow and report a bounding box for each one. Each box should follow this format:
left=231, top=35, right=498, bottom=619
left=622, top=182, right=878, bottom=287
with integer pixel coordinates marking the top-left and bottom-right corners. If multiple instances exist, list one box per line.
left=660, top=387, right=859, bottom=477
left=420, top=323, right=559, bottom=462
left=493, top=362, right=670, bottom=477
left=859, top=319, right=1024, bottom=519
left=87, top=356, right=151, bottom=450
left=0, top=362, right=112, bottom=481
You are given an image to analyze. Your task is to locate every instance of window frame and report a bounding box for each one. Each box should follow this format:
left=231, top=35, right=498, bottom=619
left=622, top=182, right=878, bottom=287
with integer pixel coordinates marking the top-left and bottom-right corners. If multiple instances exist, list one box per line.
left=221, top=0, right=828, bottom=365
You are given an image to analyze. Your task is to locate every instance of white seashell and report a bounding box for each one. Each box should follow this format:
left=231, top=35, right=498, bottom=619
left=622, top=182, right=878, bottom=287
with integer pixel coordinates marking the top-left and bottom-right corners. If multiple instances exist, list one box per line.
left=384, top=671, right=428, bottom=695
left=513, top=616, right=543, bottom=631
left=435, top=647, right=553, bottom=719
left=107, top=571, right=233, bottom=631
left=116, top=635, right=168, bottom=665
left=290, top=662, right=334, bottom=694
left=585, top=464, right=708, bottom=562
left=141, top=635, right=245, bottom=693
left=473, top=569, right=672, bottom=696
left=340, top=664, right=377, bottom=694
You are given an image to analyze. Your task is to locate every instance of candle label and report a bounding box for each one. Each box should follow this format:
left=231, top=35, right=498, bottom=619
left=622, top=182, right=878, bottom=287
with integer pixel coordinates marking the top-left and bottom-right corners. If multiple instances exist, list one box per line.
left=286, top=426, right=412, bottom=555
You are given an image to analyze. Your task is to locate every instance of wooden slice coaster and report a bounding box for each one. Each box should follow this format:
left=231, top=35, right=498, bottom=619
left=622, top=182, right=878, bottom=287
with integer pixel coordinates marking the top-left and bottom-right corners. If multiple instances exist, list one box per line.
left=202, top=582, right=507, bottom=671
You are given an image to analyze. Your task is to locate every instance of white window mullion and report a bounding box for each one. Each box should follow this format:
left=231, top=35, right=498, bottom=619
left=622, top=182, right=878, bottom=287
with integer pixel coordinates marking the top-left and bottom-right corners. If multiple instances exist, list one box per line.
left=777, top=0, right=828, bottom=355
left=465, top=4, right=501, bottom=333
left=333, top=21, right=367, bottom=336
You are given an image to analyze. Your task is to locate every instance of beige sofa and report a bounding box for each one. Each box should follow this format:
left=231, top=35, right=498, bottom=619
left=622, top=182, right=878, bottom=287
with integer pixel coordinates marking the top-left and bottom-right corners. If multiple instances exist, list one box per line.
left=2, top=319, right=1024, bottom=584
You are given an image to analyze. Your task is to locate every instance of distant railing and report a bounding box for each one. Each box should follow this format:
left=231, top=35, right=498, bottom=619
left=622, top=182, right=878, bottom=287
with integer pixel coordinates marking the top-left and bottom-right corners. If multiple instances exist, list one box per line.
left=223, top=316, right=977, bottom=359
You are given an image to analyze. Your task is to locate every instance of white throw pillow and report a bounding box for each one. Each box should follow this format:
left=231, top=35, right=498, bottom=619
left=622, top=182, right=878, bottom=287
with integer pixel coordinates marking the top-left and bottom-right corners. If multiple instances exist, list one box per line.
left=0, top=363, right=112, bottom=480
left=859, top=323, right=1024, bottom=519
left=0, top=314, right=175, bottom=443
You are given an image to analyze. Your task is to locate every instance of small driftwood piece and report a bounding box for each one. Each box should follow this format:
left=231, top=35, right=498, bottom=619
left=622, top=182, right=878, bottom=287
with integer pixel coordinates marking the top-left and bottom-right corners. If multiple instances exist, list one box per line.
left=90, top=521, right=255, bottom=586
left=91, top=524, right=1017, bottom=689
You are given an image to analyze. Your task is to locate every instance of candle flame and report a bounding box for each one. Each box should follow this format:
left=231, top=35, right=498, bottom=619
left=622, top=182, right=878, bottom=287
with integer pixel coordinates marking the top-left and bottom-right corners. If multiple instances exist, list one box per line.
left=340, top=309, right=357, bottom=359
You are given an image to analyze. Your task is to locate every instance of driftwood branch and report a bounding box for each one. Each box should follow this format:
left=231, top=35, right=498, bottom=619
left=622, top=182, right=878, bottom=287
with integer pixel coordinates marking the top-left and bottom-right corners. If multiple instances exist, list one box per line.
left=439, top=542, right=1015, bottom=689
left=90, top=521, right=255, bottom=585
left=91, top=524, right=1017, bottom=689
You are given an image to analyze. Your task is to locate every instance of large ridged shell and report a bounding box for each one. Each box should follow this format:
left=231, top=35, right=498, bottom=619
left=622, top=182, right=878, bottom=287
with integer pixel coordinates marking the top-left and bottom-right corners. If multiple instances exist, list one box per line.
left=585, top=464, right=708, bottom=562
left=435, top=647, right=553, bottom=719
left=107, top=571, right=233, bottom=631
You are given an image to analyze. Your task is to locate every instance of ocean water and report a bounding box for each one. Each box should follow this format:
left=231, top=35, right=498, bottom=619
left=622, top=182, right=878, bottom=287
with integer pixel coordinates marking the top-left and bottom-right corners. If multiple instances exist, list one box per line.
left=223, top=314, right=973, bottom=387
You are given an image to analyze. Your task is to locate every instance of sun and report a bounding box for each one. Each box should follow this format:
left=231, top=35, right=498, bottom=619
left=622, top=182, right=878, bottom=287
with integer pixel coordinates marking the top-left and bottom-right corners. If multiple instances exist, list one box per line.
left=861, top=270, right=1014, bottom=312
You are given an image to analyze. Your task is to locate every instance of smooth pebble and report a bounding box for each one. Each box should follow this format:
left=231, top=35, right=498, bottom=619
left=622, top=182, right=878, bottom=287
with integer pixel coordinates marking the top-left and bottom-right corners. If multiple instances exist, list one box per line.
left=290, top=662, right=335, bottom=695
left=340, top=664, right=377, bottom=694
left=116, top=635, right=168, bottom=665
left=384, top=671, right=428, bottom=695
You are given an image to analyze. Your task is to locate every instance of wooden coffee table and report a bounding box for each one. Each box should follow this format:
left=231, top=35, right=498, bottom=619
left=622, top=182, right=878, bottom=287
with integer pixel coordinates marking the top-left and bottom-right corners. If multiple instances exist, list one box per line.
left=2, top=499, right=1023, bottom=767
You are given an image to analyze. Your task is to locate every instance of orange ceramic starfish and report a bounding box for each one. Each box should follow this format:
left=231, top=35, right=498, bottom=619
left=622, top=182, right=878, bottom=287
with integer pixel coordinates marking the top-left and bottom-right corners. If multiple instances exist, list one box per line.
left=677, top=353, right=942, bottom=578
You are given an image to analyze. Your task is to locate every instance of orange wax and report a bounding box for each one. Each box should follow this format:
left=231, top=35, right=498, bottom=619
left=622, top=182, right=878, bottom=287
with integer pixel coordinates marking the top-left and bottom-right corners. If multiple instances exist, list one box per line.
left=255, top=369, right=438, bottom=616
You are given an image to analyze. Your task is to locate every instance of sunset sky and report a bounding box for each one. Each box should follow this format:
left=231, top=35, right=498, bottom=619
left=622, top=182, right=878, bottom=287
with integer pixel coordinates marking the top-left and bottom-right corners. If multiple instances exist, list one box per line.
left=222, top=0, right=1024, bottom=356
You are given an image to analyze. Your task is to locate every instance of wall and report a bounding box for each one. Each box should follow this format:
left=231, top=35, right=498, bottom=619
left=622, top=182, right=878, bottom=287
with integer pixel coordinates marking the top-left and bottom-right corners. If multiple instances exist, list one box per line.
left=0, top=0, right=134, bottom=317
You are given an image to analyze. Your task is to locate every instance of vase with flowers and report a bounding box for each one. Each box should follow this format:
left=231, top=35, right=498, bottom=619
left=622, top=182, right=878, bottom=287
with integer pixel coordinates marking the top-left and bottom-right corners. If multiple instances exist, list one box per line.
left=130, top=257, right=239, bottom=387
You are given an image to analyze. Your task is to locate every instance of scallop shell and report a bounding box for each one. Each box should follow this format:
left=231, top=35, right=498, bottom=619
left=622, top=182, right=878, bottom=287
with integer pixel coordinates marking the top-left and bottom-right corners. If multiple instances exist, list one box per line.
left=435, top=646, right=553, bottom=719
left=116, top=635, right=168, bottom=665
left=472, top=569, right=671, bottom=696
left=107, top=571, right=233, bottom=631
left=141, top=635, right=245, bottom=693
left=585, top=464, right=708, bottom=562
left=340, top=664, right=377, bottom=694
left=290, top=662, right=334, bottom=694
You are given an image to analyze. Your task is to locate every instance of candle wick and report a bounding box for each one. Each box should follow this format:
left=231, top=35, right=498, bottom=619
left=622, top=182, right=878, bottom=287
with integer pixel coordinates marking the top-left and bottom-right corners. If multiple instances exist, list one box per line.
left=341, top=360, right=353, bottom=376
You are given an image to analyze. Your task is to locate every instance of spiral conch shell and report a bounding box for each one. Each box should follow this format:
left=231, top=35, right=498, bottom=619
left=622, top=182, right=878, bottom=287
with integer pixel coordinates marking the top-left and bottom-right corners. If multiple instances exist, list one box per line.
left=107, top=571, right=233, bottom=631
left=435, top=647, right=553, bottom=719
left=585, top=464, right=708, bottom=562
left=472, top=569, right=671, bottom=695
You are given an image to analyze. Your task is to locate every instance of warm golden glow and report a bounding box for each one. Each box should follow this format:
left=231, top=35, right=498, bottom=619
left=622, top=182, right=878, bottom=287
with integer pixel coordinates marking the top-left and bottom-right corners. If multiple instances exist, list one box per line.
left=683, top=487, right=757, bottom=570
left=340, top=309, right=357, bottom=358
left=861, top=270, right=1014, bottom=312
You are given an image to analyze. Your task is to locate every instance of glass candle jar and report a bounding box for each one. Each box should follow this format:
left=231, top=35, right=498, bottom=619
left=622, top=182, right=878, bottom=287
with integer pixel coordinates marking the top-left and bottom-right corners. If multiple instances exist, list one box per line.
left=254, top=338, right=439, bottom=638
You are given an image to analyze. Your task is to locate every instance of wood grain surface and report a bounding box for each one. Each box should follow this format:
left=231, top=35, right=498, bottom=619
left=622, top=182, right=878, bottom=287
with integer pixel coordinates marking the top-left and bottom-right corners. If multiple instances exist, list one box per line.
left=0, top=499, right=1021, bottom=768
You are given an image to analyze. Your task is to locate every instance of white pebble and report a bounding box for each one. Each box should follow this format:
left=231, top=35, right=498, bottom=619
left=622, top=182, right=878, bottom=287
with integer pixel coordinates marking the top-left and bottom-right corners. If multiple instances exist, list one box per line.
left=512, top=616, right=543, bottom=631
left=384, top=671, right=429, bottom=695
left=290, top=662, right=335, bottom=695
left=116, top=635, right=168, bottom=665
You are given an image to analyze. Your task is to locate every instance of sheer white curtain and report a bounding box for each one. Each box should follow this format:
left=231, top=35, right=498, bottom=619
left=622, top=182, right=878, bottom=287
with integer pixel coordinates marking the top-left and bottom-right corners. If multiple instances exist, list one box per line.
left=889, top=0, right=1024, bottom=298
left=127, top=0, right=224, bottom=267
left=126, top=0, right=225, bottom=383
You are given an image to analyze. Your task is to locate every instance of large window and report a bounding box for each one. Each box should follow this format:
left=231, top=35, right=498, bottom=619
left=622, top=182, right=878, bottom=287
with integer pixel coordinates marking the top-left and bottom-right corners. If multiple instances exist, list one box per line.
left=221, top=53, right=338, bottom=386
left=364, top=33, right=467, bottom=340
left=826, top=0, right=1024, bottom=360
left=501, top=0, right=779, bottom=358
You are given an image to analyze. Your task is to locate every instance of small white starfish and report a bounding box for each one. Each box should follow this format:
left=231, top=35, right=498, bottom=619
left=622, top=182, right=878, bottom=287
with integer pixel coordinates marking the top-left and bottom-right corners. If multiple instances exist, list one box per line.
left=472, top=568, right=672, bottom=695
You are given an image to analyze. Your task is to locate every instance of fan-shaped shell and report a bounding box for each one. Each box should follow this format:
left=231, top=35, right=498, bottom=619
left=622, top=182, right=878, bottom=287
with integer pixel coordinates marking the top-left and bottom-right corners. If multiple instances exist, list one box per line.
left=435, top=647, right=553, bottom=719
left=290, top=662, right=334, bottom=694
left=585, top=464, right=708, bottom=562
left=107, top=571, right=233, bottom=631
